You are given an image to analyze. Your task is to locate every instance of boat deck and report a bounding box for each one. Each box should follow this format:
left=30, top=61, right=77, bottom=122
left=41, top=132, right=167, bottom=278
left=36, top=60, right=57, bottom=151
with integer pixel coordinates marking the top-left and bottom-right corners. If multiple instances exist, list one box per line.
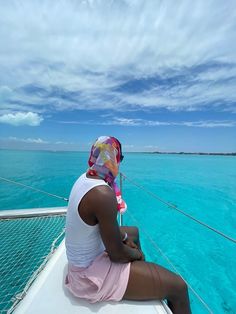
left=13, top=240, right=172, bottom=314
left=0, top=207, right=171, bottom=314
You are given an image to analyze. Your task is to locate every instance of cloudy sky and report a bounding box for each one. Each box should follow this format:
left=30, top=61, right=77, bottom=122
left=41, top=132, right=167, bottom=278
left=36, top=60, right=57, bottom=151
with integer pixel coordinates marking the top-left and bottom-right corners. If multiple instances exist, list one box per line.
left=0, top=0, right=236, bottom=152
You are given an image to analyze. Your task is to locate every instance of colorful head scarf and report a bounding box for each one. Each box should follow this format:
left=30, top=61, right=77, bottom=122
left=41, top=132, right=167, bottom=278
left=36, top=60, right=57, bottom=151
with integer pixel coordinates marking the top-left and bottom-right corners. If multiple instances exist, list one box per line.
left=87, top=136, right=127, bottom=213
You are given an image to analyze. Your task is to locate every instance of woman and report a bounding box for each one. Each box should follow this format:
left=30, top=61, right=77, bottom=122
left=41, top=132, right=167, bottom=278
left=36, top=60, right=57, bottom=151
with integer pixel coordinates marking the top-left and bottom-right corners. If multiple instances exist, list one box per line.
left=65, top=136, right=191, bottom=314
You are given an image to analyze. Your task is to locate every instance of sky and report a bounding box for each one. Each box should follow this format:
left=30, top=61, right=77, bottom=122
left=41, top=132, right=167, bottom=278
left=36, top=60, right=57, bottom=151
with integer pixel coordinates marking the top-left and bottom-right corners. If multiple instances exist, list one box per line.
left=0, top=0, right=236, bottom=152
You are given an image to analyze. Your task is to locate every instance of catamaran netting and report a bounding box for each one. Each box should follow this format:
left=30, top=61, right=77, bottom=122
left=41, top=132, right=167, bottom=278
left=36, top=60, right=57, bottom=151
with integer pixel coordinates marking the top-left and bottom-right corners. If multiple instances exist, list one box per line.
left=0, top=214, right=65, bottom=314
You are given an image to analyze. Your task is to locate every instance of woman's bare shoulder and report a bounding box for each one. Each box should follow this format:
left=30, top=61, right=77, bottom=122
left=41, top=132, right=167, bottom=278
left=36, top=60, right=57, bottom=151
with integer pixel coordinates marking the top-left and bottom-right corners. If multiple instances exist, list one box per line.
left=88, top=184, right=115, bottom=202
left=85, top=185, right=117, bottom=217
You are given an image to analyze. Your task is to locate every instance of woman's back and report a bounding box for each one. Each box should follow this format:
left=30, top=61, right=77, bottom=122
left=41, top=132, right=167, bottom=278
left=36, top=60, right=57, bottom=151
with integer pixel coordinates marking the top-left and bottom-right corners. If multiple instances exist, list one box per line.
left=65, top=173, right=107, bottom=267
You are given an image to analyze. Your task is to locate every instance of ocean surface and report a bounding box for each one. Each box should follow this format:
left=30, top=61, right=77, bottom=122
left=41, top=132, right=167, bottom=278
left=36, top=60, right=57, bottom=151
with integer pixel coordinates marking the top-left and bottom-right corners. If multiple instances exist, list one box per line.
left=0, top=149, right=235, bottom=313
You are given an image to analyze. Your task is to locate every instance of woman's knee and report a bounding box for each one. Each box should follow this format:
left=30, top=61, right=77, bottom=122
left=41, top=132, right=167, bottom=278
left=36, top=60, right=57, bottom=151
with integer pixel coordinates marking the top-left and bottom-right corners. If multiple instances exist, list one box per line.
left=177, top=276, right=188, bottom=292
left=130, top=226, right=139, bottom=238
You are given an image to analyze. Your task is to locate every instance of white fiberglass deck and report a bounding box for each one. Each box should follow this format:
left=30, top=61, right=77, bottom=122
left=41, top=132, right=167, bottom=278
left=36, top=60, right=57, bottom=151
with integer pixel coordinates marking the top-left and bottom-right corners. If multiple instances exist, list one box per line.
left=14, top=240, right=172, bottom=314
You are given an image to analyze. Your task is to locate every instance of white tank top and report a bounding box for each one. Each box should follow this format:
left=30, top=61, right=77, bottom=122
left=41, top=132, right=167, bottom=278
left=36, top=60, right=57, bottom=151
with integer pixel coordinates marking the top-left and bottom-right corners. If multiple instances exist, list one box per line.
left=65, top=173, right=107, bottom=267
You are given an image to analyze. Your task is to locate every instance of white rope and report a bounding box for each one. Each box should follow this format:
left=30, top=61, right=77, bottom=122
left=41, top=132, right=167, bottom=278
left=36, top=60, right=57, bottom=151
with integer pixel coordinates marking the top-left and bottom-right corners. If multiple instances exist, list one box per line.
left=1, top=174, right=235, bottom=244
left=126, top=210, right=213, bottom=314
left=7, top=227, right=65, bottom=314
left=121, top=173, right=236, bottom=244
left=0, top=176, right=69, bottom=202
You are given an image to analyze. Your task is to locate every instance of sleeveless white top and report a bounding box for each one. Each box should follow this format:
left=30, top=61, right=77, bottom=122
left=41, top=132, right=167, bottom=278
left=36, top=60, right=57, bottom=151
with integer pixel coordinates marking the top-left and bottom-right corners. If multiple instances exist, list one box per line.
left=65, top=173, right=107, bottom=267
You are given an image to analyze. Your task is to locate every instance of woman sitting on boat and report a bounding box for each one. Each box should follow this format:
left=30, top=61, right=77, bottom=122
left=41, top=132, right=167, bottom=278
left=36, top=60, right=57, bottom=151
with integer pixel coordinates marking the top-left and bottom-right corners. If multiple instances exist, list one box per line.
left=65, top=136, right=191, bottom=314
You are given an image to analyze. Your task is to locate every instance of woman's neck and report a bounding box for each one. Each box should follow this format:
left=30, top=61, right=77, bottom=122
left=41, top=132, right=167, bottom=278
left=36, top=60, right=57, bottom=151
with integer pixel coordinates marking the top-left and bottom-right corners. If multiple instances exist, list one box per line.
left=86, top=173, right=103, bottom=180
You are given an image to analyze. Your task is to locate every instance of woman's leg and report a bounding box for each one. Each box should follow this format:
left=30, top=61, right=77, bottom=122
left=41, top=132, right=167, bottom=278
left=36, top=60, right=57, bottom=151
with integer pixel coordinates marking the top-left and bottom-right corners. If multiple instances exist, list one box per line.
left=123, top=261, right=191, bottom=314
left=120, top=226, right=141, bottom=249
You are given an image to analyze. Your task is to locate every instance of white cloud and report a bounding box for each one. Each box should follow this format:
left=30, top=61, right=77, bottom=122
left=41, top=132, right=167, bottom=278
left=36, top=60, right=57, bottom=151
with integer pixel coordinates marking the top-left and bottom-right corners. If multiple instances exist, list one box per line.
left=55, top=141, right=73, bottom=145
left=180, top=120, right=236, bottom=128
left=0, top=86, right=12, bottom=100
left=0, top=112, right=43, bottom=126
left=60, top=117, right=236, bottom=128
left=108, top=118, right=141, bottom=126
left=7, top=137, right=75, bottom=145
left=0, top=136, right=82, bottom=150
left=117, top=119, right=236, bottom=128
left=0, top=0, right=235, bottom=114
left=9, top=137, right=49, bottom=144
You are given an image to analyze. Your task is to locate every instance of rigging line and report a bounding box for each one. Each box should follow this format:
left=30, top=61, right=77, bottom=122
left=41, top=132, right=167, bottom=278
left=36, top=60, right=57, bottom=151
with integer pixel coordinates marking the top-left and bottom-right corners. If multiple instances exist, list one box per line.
left=126, top=210, right=213, bottom=314
left=121, top=173, right=236, bottom=244
left=1, top=174, right=235, bottom=244
left=0, top=176, right=69, bottom=202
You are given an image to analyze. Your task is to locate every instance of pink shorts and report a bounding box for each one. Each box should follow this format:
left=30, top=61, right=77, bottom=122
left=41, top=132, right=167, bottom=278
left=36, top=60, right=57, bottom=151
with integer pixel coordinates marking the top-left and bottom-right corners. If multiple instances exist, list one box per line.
left=65, top=251, right=131, bottom=303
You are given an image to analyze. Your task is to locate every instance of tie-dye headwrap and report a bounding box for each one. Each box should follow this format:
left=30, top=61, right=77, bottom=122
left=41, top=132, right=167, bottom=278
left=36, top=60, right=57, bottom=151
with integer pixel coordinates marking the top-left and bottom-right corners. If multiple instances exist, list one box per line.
left=87, top=136, right=127, bottom=213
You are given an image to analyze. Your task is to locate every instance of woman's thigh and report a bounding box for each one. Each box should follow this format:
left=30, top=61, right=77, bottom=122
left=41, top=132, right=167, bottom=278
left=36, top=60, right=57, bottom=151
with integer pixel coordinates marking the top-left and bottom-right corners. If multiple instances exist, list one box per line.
left=123, top=260, right=183, bottom=301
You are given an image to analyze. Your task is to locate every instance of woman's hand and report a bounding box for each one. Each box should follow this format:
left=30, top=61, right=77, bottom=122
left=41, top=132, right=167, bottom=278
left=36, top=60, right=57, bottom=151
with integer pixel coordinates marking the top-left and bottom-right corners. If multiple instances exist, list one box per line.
left=124, top=239, right=145, bottom=261
left=124, top=238, right=138, bottom=249
left=136, top=248, right=145, bottom=261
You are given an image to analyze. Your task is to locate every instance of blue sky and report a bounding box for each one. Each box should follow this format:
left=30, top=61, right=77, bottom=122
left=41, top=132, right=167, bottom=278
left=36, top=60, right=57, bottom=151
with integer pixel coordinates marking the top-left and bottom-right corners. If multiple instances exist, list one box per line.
left=0, top=0, right=236, bottom=152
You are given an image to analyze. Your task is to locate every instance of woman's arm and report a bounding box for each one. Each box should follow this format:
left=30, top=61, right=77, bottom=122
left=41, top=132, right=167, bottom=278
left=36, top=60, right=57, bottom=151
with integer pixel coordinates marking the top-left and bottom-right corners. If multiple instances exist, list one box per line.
left=89, top=185, right=142, bottom=263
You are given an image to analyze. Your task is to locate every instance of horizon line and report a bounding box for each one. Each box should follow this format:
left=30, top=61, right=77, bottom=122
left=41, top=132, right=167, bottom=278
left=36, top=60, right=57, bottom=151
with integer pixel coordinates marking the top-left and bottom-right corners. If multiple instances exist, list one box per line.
left=0, top=148, right=235, bottom=155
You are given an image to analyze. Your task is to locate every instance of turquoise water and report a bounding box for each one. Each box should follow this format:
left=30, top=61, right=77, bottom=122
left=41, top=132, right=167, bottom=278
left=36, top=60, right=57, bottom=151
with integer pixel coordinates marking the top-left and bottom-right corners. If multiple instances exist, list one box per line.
left=0, top=150, right=236, bottom=313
